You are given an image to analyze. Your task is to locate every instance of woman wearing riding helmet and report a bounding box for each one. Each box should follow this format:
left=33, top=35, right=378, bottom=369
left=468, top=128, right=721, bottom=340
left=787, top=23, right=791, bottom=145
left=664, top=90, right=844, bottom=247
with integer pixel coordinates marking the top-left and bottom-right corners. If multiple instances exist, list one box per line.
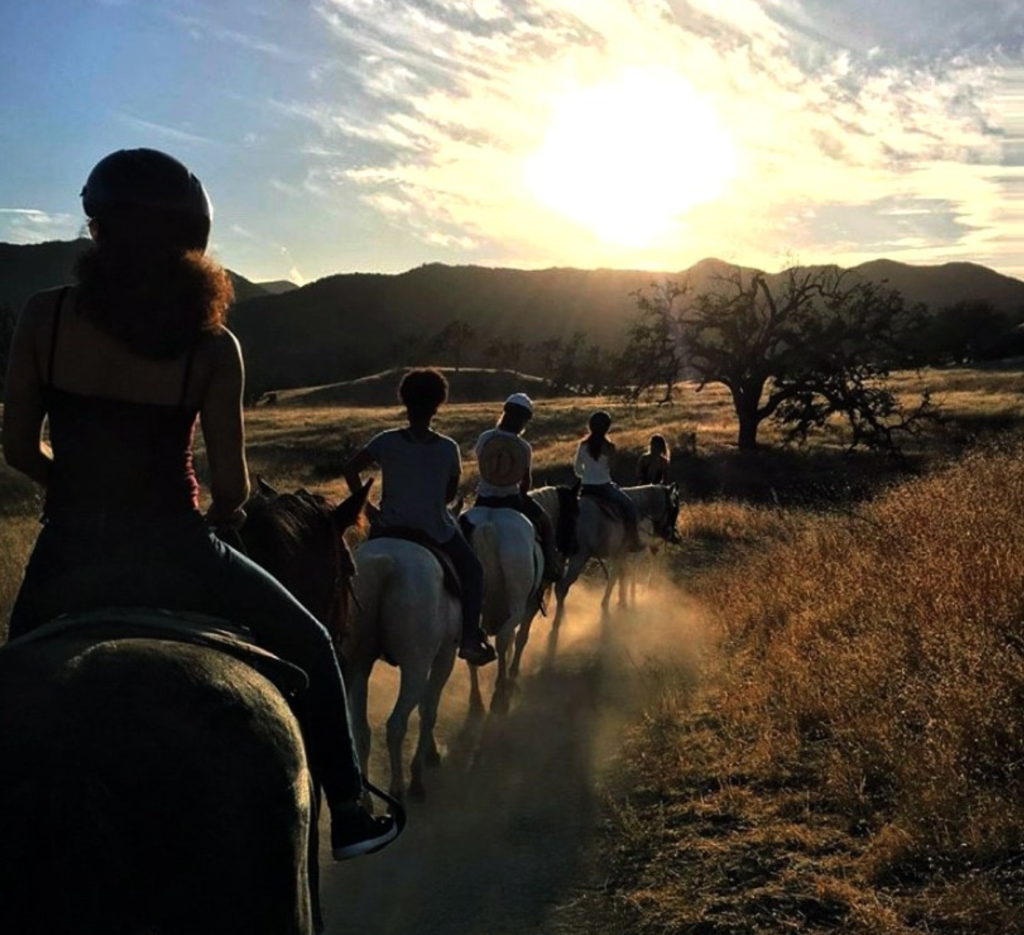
left=573, top=410, right=644, bottom=552
left=2, top=148, right=396, bottom=860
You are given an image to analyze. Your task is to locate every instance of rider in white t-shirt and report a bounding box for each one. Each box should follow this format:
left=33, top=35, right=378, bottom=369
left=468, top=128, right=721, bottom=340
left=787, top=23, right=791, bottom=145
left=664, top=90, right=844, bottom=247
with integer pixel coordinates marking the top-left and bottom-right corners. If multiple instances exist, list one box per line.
left=343, top=368, right=497, bottom=666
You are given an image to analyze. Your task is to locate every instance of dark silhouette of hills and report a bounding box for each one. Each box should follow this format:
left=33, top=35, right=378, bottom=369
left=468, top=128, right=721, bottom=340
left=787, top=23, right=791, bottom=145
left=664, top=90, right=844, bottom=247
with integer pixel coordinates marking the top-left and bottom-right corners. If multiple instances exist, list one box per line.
left=0, top=239, right=269, bottom=312
left=3, top=240, right=1023, bottom=395
left=255, top=279, right=298, bottom=295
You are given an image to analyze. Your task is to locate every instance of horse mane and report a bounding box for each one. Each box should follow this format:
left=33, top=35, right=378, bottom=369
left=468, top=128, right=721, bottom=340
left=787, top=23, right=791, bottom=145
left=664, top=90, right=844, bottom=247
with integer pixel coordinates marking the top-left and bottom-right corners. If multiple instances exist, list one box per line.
left=245, top=487, right=336, bottom=561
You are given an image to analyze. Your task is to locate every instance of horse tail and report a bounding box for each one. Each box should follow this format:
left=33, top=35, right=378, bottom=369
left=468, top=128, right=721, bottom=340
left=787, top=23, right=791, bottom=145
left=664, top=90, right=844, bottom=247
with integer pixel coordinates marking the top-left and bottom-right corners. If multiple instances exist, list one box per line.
left=477, top=521, right=503, bottom=590
left=354, top=551, right=392, bottom=634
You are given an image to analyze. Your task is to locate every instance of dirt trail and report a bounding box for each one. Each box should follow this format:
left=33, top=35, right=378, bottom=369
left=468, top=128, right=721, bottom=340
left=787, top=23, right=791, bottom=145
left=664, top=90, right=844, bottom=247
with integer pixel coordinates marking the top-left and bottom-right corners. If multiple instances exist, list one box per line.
left=318, top=578, right=703, bottom=935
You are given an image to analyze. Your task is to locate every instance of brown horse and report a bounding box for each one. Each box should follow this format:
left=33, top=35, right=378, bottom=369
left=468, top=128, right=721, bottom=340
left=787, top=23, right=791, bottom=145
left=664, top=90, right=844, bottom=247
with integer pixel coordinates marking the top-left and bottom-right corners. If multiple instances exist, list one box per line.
left=0, top=481, right=370, bottom=935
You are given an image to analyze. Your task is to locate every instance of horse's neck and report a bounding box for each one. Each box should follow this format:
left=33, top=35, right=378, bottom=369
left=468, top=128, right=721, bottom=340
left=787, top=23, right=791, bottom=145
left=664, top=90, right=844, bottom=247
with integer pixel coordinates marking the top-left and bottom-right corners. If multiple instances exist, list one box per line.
left=530, top=486, right=559, bottom=521
left=623, top=485, right=663, bottom=518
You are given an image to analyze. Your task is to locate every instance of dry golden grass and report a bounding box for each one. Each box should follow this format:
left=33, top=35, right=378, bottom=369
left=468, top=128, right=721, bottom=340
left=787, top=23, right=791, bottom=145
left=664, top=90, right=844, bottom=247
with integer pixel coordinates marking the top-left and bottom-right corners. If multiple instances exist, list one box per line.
left=607, top=440, right=1024, bottom=933
left=5, top=362, right=1024, bottom=932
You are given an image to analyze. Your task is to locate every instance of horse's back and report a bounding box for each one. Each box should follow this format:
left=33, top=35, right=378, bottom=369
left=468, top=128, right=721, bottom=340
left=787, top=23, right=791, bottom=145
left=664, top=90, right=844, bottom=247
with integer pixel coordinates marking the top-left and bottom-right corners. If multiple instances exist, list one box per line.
left=466, top=507, right=537, bottom=583
left=577, top=495, right=623, bottom=558
left=0, top=632, right=315, bottom=935
left=352, top=538, right=459, bottom=660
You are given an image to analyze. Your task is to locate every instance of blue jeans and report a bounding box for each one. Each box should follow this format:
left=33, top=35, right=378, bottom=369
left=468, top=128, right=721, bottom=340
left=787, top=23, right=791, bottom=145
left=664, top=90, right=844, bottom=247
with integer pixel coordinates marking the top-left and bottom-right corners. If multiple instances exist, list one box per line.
left=9, top=510, right=363, bottom=807
left=582, top=483, right=639, bottom=523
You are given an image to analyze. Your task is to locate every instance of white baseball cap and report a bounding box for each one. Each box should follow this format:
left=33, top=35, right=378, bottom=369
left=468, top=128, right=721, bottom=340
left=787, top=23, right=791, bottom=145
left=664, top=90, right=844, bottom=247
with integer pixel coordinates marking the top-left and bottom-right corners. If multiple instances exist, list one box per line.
left=504, top=392, right=534, bottom=414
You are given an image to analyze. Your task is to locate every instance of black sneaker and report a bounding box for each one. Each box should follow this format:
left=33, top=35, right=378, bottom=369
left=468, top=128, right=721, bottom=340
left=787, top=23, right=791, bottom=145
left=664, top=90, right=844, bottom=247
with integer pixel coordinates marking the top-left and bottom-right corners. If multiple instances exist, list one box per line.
left=458, top=635, right=497, bottom=666
left=331, top=804, right=399, bottom=861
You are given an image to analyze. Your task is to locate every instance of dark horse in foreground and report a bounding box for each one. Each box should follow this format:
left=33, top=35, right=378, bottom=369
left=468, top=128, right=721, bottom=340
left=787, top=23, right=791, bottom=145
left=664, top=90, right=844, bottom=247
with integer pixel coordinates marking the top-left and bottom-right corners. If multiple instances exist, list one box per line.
left=0, top=480, right=370, bottom=935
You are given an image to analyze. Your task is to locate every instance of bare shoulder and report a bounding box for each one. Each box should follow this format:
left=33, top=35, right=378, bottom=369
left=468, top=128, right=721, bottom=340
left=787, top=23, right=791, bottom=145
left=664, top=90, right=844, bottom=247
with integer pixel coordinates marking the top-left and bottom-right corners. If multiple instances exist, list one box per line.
left=18, top=286, right=70, bottom=330
left=196, top=327, right=243, bottom=367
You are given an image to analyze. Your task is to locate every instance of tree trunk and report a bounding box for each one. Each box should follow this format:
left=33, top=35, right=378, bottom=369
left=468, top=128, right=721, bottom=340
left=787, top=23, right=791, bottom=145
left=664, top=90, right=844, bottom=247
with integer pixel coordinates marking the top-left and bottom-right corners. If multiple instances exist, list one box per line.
left=733, top=388, right=761, bottom=451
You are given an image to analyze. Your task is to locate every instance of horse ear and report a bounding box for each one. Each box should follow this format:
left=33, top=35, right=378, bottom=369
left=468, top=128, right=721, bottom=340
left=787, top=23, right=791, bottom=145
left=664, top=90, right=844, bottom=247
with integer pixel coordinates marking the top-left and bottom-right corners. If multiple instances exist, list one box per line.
left=256, top=476, right=278, bottom=497
left=334, top=479, right=373, bottom=532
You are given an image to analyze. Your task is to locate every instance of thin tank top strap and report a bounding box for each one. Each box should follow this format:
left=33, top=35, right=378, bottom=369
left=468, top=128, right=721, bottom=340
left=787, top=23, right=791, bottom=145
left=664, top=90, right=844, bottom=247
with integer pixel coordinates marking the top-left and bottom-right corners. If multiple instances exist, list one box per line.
left=46, top=286, right=71, bottom=389
left=178, top=340, right=200, bottom=408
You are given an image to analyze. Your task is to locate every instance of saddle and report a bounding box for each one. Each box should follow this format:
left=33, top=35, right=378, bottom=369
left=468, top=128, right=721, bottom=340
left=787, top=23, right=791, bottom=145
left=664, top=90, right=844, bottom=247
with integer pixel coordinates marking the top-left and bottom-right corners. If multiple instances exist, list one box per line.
left=10, top=607, right=310, bottom=698
left=368, top=525, right=463, bottom=599
left=580, top=486, right=628, bottom=522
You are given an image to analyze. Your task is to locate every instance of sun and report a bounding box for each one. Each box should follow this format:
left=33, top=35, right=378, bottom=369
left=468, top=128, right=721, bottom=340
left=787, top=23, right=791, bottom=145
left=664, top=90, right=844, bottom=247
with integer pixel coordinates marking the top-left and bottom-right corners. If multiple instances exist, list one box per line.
left=526, top=69, right=738, bottom=247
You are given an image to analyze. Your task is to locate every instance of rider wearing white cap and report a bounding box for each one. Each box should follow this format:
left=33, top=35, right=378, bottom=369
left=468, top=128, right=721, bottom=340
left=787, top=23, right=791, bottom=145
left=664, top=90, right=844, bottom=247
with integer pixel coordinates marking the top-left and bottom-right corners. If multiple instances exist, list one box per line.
left=473, top=393, right=563, bottom=582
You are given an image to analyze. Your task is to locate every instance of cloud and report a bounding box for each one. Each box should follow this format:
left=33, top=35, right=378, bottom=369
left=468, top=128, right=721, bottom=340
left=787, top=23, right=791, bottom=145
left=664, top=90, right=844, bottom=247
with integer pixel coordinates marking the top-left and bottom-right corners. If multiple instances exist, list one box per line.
left=278, top=1, right=1022, bottom=275
left=0, top=209, right=81, bottom=244
left=114, top=113, right=215, bottom=147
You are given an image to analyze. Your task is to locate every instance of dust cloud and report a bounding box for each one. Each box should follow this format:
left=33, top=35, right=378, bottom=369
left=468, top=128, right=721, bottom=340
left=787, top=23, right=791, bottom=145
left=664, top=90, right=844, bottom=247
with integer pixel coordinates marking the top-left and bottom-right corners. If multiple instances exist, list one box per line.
left=320, top=567, right=706, bottom=935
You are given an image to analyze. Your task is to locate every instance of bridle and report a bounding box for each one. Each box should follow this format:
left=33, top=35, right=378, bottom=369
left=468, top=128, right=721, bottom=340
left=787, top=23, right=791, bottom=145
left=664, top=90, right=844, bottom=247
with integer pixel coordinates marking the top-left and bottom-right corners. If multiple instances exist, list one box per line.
left=643, top=485, right=682, bottom=544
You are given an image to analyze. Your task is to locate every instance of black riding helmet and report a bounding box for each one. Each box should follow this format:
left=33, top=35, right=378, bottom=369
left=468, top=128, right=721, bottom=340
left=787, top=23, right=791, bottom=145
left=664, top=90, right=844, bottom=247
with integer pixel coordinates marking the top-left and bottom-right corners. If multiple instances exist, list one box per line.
left=588, top=410, right=612, bottom=434
left=81, top=148, right=212, bottom=251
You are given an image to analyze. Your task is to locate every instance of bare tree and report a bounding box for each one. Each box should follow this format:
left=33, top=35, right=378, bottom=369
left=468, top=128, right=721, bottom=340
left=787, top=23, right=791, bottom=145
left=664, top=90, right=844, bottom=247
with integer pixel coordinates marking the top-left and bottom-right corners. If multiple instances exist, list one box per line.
left=620, top=281, right=688, bottom=404
left=683, top=265, right=932, bottom=450
left=430, top=319, right=476, bottom=372
left=483, top=337, right=525, bottom=375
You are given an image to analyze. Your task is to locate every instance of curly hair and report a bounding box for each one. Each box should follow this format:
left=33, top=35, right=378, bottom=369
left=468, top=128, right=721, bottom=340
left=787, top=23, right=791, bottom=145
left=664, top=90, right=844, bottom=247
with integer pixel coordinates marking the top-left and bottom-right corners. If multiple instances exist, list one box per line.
left=74, top=208, right=233, bottom=360
left=398, top=368, right=449, bottom=419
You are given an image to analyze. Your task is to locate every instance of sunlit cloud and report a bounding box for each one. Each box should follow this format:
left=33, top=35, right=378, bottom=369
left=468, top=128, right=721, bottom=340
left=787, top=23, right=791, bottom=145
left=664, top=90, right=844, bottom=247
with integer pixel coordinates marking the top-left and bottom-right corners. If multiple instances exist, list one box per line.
left=255, top=1, right=1023, bottom=275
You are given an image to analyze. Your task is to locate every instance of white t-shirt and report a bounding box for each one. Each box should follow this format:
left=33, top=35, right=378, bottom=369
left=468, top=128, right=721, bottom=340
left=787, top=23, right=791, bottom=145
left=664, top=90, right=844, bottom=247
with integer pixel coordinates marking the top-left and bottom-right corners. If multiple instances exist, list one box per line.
left=366, top=428, right=461, bottom=542
left=574, top=440, right=612, bottom=485
left=474, top=427, right=532, bottom=497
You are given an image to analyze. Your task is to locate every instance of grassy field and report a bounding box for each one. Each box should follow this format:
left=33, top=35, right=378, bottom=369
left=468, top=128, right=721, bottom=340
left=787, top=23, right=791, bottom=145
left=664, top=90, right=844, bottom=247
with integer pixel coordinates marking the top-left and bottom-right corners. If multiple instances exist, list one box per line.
left=3, top=362, right=1024, bottom=933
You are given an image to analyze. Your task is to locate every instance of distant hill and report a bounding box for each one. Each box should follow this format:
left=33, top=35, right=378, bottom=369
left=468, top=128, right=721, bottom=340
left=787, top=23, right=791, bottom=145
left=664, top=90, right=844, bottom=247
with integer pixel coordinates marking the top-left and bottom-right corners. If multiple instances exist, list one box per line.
left=0, top=239, right=269, bottom=311
left=257, top=366, right=556, bottom=407
left=256, top=279, right=298, bottom=295
left=230, top=259, right=1024, bottom=395
left=4, top=241, right=1023, bottom=395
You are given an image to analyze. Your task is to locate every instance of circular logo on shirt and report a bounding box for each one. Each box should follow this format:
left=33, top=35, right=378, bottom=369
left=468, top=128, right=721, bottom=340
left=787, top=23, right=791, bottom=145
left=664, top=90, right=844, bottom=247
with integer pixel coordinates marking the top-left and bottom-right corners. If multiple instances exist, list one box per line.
left=478, top=435, right=528, bottom=488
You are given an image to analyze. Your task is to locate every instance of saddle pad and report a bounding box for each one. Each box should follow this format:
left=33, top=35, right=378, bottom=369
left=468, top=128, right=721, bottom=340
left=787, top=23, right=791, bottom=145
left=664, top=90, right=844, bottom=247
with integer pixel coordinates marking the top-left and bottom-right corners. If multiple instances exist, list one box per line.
left=369, top=528, right=463, bottom=599
left=580, top=488, right=625, bottom=520
left=10, top=607, right=310, bottom=698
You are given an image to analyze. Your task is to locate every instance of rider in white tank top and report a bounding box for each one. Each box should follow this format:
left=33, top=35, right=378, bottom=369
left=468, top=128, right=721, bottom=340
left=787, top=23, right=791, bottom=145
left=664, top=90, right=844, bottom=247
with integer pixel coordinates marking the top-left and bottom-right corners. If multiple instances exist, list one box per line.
left=573, top=443, right=612, bottom=485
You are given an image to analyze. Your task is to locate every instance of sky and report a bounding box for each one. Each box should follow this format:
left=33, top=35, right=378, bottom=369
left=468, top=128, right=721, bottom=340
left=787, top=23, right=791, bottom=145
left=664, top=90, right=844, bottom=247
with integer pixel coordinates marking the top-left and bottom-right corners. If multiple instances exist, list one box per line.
left=1, top=0, right=1022, bottom=285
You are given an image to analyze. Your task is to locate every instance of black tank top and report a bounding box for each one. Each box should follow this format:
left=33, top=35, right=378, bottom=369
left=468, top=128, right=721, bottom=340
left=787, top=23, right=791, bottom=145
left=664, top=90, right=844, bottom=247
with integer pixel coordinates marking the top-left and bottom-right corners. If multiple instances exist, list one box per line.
left=42, top=287, right=201, bottom=520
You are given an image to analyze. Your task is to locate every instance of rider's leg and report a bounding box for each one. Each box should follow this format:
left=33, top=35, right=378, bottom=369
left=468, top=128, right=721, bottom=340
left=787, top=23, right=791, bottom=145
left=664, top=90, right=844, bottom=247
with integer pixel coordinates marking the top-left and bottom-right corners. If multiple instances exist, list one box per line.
left=521, top=496, right=563, bottom=581
left=605, top=484, right=644, bottom=552
left=187, top=528, right=397, bottom=859
left=437, top=529, right=496, bottom=666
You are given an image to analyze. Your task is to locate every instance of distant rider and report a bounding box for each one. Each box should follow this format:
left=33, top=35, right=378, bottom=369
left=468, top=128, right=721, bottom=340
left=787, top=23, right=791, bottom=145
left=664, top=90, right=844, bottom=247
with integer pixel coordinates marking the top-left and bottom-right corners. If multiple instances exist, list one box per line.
left=636, top=433, right=670, bottom=485
left=573, top=410, right=644, bottom=552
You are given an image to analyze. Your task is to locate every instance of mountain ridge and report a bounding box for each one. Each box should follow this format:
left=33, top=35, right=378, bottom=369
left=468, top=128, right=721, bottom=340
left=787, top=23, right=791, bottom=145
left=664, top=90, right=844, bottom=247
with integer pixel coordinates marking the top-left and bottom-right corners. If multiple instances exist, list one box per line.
left=4, top=240, right=1023, bottom=395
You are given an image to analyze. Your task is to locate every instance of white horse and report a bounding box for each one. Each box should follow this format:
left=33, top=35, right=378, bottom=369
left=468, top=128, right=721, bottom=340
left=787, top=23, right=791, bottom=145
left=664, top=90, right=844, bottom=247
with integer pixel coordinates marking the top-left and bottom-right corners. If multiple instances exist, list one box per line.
left=460, top=506, right=544, bottom=715
left=550, top=483, right=682, bottom=626
left=344, top=537, right=460, bottom=802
